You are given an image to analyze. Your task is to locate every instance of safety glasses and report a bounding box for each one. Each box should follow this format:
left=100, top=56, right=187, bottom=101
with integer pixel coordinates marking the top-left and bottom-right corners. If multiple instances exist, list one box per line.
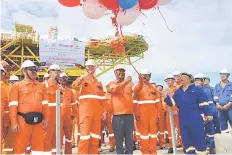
left=26, top=67, right=38, bottom=72
left=50, top=69, right=61, bottom=72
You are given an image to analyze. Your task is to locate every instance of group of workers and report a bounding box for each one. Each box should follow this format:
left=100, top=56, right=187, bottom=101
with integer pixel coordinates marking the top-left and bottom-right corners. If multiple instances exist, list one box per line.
left=1, top=58, right=232, bottom=155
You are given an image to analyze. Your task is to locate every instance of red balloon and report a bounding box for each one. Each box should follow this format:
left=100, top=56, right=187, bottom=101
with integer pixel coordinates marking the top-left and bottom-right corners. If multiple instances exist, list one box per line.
left=58, top=0, right=81, bottom=7
left=139, top=0, right=158, bottom=10
left=99, top=0, right=119, bottom=11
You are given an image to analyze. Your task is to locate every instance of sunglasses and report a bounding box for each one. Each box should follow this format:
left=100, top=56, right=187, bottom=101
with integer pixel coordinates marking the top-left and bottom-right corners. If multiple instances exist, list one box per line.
left=50, top=69, right=61, bottom=72
left=26, top=67, right=38, bottom=72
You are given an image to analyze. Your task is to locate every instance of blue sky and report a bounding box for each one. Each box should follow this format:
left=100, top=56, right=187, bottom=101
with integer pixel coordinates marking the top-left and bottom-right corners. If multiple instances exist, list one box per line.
left=1, top=0, right=232, bottom=86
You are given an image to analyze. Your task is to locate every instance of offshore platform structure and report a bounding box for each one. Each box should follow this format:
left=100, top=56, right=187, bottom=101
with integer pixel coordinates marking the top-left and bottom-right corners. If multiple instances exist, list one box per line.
left=1, top=23, right=148, bottom=80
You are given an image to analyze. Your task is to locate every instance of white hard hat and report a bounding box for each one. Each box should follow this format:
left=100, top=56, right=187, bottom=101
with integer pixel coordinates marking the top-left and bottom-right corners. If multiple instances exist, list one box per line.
left=21, top=60, right=36, bottom=69
left=173, top=71, right=180, bottom=76
left=60, top=72, right=68, bottom=78
left=48, top=64, right=60, bottom=72
left=141, top=69, right=151, bottom=75
left=9, top=75, right=19, bottom=81
left=165, top=74, right=174, bottom=81
left=194, top=74, right=204, bottom=79
left=85, top=59, right=96, bottom=66
left=0, top=65, right=5, bottom=72
left=43, top=73, right=49, bottom=78
left=114, top=65, right=125, bottom=71
left=220, top=68, right=230, bottom=74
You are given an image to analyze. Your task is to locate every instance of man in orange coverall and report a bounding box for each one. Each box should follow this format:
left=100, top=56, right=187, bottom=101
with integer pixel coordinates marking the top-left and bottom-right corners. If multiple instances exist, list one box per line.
left=108, top=65, right=134, bottom=154
left=9, top=60, right=49, bottom=155
left=1, top=61, right=13, bottom=154
left=133, top=69, right=161, bottom=154
left=60, top=72, right=78, bottom=154
left=72, top=59, right=106, bottom=154
left=43, top=64, right=63, bottom=155
left=162, top=74, right=182, bottom=154
left=155, top=83, right=167, bottom=150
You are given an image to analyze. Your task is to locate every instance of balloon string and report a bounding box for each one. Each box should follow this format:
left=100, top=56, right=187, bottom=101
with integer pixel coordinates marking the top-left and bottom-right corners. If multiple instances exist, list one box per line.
left=157, top=6, right=173, bottom=32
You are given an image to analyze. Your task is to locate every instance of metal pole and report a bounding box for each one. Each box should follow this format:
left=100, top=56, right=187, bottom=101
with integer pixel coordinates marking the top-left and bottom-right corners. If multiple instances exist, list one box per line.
left=56, top=90, right=61, bottom=155
left=168, top=90, right=177, bottom=154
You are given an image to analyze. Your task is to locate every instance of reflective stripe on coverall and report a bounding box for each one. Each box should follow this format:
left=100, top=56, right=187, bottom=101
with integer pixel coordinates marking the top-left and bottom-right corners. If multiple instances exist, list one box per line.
left=162, top=87, right=182, bottom=148
left=133, top=81, right=161, bottom=154
left=9, top=81, right=49, bottom=155
left=62, top=87, right=78, bottom=154
left=72, top=76, right=106, bottom=154
left=165, top=84, right=212, bottom=154
left=43, top=80, right=64, bottom=154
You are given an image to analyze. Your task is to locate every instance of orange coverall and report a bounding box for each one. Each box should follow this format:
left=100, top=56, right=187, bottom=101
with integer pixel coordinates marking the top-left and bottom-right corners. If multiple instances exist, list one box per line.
left=133, top=95, right=140, bottom=145
left=162, top=86, right=182, bottom=148
left=133, top=81, right=161, bottom=154
left=1, top=81, right=9, bottom=154
left=157, top=92, right=166, bottom=148
left=61, top=87, right=78, bottom=154
left=9, top=80, right=49, bottom=155
left=72, top=76, right=106, bottom=154
left=105, top=93, right=116, bottom=149
left=71, top=87, right=80, bottom=145
left=43, top=80, right=64, bottom=154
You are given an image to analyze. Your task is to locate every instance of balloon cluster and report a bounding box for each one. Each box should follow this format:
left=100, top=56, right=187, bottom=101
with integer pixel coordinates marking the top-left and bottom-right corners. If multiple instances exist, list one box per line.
left=58, top=0, right=171, bottom=26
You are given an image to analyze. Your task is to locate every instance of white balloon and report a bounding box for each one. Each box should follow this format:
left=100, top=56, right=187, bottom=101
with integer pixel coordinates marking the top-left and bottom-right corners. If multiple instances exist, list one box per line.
left=116, top=4, right=141, bottom=26
left=83, top=1, right=105, bottom=19
left=157, top=0, right=172, bottom=5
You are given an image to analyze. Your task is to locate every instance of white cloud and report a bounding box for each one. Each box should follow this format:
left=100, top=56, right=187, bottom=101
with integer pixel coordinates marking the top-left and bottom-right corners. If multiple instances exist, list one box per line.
left=1, top=0, right=232, bottom=85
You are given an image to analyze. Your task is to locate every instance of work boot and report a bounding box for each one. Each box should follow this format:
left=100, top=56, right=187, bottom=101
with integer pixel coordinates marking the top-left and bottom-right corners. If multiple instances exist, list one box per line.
left=177, top=144, right=182, bottom=148
left=183, top=148, right=187, bottom=154
left=160, top=146, right=165, bottom=150
left=168, top=148, right=173, bottom=154
left=98, top=148, right=103, bottom=153
left=133, top=142, right=137, bottom=150
left=109, top=147, right=115, bottom=152
left=209, top=148, right=216, bottom=154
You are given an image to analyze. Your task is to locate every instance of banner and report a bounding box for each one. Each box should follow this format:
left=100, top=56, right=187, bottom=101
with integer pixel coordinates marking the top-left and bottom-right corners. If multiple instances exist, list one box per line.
left=39, top=39, right=85, bottom=68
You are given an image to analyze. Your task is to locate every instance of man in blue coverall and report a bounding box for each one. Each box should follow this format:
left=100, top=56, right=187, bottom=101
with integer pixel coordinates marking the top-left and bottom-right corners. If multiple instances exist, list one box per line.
left=214, top=68, right=232, bottom=133
left=165, top=72, right=212, bottom=154
left=195, top=74, right=216, bottom=154
left=203, top=75, right=221, bottom=134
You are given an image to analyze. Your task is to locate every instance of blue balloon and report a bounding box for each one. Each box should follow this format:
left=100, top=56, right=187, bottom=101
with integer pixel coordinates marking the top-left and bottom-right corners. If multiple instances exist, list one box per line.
left=118, top=0, right=138, bottom=10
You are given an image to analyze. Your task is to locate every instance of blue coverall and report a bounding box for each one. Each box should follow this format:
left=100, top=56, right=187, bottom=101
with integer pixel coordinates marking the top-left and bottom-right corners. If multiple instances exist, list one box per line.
left=165, top=84, right=212, bottom=154
left=202, top=86, right=219, bottom=149
left=209, top=87, right=221, bottom=134
left=214, top=81, right=232, bottom=133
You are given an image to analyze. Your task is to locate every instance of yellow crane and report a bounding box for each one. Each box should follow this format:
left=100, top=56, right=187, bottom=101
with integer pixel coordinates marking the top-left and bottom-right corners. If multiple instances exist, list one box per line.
left=1, top=23, right=148, bottom=81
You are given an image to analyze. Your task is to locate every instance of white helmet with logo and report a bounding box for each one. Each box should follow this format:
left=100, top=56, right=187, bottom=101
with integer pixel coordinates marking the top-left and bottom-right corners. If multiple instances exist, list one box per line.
left=48, top=64, right=60, bottom=72
left=85, top=59, right=96, bottom=66
left=21, top=60, right=36, bottom=69
left=220, top=68, right=230, bottom=75
left=141, top=69, right=151, bottom=75
left=9, top=75, right=19, bottom=81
